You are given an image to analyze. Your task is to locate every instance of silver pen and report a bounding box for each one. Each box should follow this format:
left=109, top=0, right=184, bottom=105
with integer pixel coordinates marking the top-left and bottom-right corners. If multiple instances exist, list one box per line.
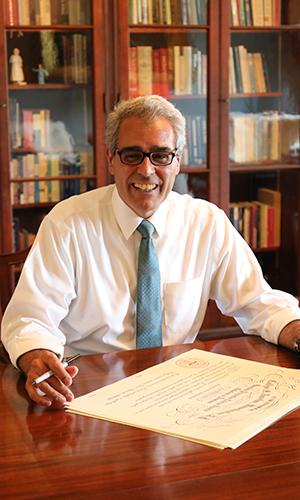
left=32, top=354, right=81, bottom=385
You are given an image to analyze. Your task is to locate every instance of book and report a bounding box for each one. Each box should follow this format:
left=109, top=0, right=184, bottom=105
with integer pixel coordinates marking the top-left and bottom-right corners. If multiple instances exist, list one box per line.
left=39, top=0, right=51, bottom=24
left=66, top=348, right=300, bottom=450
left=238, top=0, right=247, bottom=26
left=152, top=48, right=161, bottom=94
left=232, top=45, right=243, bottom=93
left=5, top=0, right=18, bottom=25
left=238, top=45, right=251, bottom=93
left=129, top=47, right=138, bottom=97
left=263, top=0, right=273, bottom=26
left=230, top=0, right=240, bottom=26
left=251, top=0, right=264, bottom=26
left=137, top=45, right=152, bottom=95
left=252, top=52, right=266, bottom=93
left=257, top=188, right=281, bottom=246
left=286, top=0, right=299, bottom=24
left=159, top=48, right=170, bottom=97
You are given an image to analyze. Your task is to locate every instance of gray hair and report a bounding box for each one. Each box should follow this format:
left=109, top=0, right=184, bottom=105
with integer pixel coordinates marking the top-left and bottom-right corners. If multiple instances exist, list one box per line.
left=105, top=95, right=186, bottom=154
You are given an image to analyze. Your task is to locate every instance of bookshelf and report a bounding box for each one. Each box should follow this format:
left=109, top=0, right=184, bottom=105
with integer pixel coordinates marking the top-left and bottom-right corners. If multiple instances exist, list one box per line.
left=223, top=0, right=300, bottom=296
left=0, top=0, right=300, bottom=330
left=0, top=0, right=108, bottom=252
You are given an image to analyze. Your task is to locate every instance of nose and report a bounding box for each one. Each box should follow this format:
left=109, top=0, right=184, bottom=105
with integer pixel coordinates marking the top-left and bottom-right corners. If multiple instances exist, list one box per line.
left=136, top=156, right=156, bottom=177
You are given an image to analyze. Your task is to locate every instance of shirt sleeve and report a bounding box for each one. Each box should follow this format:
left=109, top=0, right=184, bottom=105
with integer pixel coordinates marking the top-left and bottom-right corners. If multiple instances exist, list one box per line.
left=210, top=210, right=300, bottom=345
left=0, top=215, right=77, bottom=367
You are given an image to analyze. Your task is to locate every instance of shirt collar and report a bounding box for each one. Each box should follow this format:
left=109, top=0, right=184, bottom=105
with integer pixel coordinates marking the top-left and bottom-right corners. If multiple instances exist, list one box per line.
left=112, top=185, right=169, bottom=240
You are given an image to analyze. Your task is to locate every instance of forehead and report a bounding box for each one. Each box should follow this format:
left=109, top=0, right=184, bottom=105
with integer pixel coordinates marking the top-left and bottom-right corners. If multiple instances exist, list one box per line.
left=118, top=116, right=176, bottom=148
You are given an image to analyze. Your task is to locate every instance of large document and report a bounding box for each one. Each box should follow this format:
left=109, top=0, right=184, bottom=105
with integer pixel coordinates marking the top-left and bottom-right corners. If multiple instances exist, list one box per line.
left=65, top=349, right=300, bottom=449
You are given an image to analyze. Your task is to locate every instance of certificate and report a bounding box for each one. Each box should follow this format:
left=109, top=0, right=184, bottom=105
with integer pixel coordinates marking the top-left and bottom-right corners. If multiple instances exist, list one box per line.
left=66, top=348, right=300, bottom=448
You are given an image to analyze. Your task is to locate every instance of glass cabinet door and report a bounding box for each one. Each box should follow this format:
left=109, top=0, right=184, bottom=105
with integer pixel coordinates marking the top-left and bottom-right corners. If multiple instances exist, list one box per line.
left=228, top=0, right=300, bottom=294
left=4, top=0, right=95, bottom=250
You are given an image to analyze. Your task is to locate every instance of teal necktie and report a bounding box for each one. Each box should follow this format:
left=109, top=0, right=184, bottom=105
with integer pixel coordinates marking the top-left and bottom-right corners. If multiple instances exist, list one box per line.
left=136, top=220, right=162, bottom=349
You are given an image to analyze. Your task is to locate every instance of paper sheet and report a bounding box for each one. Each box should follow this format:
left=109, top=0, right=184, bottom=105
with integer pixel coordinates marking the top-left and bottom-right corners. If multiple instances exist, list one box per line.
left=65, top=349, right=300, bottom=448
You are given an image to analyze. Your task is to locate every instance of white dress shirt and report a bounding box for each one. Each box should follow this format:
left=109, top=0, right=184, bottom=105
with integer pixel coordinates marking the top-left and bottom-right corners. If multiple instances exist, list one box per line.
left=2, top=184, right=300, bottom=367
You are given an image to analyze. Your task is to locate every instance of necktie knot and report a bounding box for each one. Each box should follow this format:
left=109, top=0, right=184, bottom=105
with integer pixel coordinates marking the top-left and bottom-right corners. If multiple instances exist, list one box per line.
left=137, top=220, right=154, bottom=239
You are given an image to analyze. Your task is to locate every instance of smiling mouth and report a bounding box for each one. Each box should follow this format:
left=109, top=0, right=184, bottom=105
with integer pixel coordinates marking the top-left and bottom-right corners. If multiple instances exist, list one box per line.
left=132, top=183, right=158, bottom=192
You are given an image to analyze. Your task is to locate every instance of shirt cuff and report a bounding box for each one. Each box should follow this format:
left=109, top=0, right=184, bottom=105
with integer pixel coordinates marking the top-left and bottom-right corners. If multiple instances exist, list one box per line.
left=9, top=339, right=64, bottom=369
left=260, top=310, right=300, bottom=346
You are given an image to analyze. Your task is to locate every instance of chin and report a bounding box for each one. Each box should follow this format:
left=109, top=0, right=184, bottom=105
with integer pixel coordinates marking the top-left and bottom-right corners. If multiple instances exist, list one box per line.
left=133, top=204, right=157, bottom=219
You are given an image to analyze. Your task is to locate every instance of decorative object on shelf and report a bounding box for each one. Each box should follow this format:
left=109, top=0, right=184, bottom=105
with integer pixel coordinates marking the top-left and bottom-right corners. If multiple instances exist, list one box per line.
left=9, top=48, right=26, bottom=85
left=32, top=64, right=49, bottom=84
left=40, top=32, right=58, bottom=74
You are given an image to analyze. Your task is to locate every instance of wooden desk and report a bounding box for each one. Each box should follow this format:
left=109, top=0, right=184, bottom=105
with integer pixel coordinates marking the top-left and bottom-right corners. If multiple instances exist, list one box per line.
left=2, top=337, right=300, bottom=499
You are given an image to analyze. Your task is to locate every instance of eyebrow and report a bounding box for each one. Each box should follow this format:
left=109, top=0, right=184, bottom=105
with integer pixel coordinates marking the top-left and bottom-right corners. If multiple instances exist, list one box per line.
left=120, top=146, right=174, bottom=152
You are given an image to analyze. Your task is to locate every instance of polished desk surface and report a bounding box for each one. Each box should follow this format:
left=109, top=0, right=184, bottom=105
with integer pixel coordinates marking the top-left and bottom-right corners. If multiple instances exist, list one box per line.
left=2, top=337, right=300, bottom=499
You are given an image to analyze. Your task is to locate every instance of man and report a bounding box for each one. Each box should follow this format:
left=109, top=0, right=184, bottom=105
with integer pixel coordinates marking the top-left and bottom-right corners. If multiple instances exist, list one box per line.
left=2, top=95, right=300, bottom=408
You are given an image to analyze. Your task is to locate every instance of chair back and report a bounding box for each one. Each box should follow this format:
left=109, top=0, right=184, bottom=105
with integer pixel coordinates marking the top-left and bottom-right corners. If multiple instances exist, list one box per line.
left=0, top=246, right=31, bottom=315
left=0, top=246, right=31, bottom=363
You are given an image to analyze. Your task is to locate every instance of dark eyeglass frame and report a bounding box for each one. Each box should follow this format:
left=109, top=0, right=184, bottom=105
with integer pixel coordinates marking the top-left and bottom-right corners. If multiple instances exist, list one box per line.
left=115, top=148, right=178, bottom=167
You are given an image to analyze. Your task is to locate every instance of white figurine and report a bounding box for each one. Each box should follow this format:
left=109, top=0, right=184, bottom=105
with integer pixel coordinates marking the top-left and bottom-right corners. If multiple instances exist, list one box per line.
left=9, top=48, right=26, bottom=85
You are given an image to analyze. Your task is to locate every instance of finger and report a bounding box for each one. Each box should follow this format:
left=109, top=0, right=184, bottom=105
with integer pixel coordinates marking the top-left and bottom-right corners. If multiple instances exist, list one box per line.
left=25, top=380, right=53, bottom=407
left=65, top=365, right=79, bottom=382
left=24, top=358, right=79, bottom=407
left=32, top=353, right=74, bottom=385
left=41, top=375, right=75, bottom=402
left=26, top=374, right=74, bottom=407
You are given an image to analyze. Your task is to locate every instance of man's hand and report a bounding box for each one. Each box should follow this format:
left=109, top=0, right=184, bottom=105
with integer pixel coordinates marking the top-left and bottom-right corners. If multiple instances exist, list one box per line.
left=278, top=320, right=300, bottom=351
left=18, top=349, right=79, bottom=408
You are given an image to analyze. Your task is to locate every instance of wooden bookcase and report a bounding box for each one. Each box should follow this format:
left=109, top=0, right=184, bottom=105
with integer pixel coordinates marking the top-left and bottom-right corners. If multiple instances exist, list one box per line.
left=0, top=0, right=109, bottom=253
left=113, top=0, right=300, bottom=330
left=0, top=0, right=300, bottom=331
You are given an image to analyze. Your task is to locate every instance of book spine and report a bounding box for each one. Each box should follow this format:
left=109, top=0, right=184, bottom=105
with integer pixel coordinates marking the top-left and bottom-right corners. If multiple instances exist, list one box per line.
left=129, top=47, right=138, bottom=97
left=137, top=46, right=153, bottom=95
left=152, top=48, right=161, bottom=94
left=159, top=47, right=170, bottom=97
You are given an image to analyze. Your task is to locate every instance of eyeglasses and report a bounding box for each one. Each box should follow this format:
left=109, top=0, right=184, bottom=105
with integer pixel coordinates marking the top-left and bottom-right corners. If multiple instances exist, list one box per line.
left=115, top=148, right=178, bottom=167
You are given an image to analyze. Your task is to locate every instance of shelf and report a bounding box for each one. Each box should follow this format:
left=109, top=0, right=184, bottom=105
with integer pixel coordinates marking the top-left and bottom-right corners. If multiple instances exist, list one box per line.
left=180, top=166, right=208, bottom=173
left=10, top=175, right=96, bottom=182
left=254, top=246, right=280, bottom=253
left=229, top=163, right=300, bottom=172
left=230, top=92, right=282, bottom=98
left=230, top=26, right=300, bottom=32
left=5, top=25, right=93, bottom=31
left=13, top=202, right=56, bottom=209
left=9, top=83, right=90, bottom=90
left=129, top=25, right=209, bottom=32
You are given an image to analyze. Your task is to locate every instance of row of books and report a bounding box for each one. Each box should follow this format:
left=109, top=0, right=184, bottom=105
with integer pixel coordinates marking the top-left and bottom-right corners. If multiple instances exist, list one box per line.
left=182, top=114, right=207, bottom=166
left=229, top=112, right=300, bottom=163
left=9, top=102, right=53, bottom=150
left=12, top=217, right=35, bottom=251
left=230, top=0, right=281, bottom=27
left=229, top=188, right=281, bottom=248
left=5, top=0, right=90, bottom=26
left=9, top=100, right=50, bottom=150
left=229, top=46, right=269, bottom=94
left=129, top=0, right=207, bottom=25
left=9, top=98, right=89, bottom=152
left=11, top=170, right=95, bottom=205
left=61, top=33, right=89, bottom=84
left=10, top=151, right=94, bottom=204
left=10, top=151, right=94, bottom=180
left=129, top=46, right=207, bottom=97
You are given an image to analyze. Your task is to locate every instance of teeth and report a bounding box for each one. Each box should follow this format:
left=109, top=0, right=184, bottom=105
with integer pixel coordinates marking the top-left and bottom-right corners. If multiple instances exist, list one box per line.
left=134, top=183, right=156, bottom=191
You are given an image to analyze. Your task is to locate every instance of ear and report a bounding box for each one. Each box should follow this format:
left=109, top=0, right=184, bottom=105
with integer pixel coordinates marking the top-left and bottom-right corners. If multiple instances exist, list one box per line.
left=106, top=146, right=115, bottom=176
